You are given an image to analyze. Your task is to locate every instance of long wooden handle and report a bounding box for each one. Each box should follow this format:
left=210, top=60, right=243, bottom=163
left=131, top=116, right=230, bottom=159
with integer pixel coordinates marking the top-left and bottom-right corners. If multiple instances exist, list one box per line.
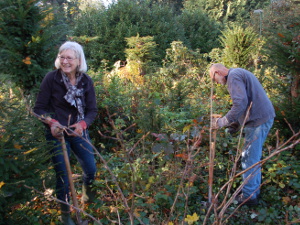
left=208, top=128, right=217, bottom=205
left=61, top=136, right=82, bottom=224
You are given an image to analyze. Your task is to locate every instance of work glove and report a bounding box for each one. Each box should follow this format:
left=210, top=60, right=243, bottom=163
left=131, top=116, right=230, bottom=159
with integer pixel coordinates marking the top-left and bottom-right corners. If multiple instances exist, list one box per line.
left=211, top=114, right=222, bottom=129
left=217, top=116, right=229, bottom=128
left=225, top=122, right=240, bottom=135
left=48, top=119, right=63, bottom=139
left=69, top=120, right=87, bottom=136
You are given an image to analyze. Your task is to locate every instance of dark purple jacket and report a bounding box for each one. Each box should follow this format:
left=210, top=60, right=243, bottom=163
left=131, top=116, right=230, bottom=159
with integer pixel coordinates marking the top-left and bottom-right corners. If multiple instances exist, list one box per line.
left=34, top=69, right=97, bottom=128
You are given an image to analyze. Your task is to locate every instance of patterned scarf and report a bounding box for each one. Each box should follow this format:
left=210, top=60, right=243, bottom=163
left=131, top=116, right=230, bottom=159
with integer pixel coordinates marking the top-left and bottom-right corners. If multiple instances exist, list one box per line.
left=61, top=72, right=84, bottom=122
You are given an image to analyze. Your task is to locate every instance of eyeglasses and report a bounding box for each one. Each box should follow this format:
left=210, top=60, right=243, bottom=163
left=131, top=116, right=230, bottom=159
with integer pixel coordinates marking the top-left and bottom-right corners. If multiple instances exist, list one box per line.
left=58, top=56, right=77, bottom=62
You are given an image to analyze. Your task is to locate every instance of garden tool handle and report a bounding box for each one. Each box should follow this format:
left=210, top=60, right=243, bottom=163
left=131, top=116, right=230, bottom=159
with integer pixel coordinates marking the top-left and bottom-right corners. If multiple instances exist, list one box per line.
left=208, top=114, right=221, bottom=205
left=60, top=135, right=83, bottom=224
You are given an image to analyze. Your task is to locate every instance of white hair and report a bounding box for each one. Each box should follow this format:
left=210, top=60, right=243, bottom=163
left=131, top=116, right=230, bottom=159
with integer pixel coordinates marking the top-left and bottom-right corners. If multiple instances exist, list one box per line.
left=54, top=41, right=87, bottom=73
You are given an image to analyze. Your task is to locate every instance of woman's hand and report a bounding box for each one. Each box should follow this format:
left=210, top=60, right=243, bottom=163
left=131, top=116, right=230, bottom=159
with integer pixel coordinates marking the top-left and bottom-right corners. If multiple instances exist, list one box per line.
left=48, top=119, right=63, bottom=139
left=69, top=120, right=87, bottom=136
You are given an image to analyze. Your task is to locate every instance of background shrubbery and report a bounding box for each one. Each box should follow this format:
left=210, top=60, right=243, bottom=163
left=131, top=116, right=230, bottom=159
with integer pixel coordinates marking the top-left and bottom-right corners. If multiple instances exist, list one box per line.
left=0, top=0, right=299, bottom=224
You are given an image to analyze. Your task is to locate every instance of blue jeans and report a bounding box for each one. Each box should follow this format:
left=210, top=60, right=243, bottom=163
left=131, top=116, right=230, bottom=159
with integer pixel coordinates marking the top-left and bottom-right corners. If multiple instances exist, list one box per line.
left=46, top=130, right=96, bottom=202
left=242, top=118, right=274, bottom=199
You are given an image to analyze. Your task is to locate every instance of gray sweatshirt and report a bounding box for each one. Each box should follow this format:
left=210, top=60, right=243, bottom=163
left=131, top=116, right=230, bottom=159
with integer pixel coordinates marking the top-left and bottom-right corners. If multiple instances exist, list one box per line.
left=222, top=68, right=275, bottom=127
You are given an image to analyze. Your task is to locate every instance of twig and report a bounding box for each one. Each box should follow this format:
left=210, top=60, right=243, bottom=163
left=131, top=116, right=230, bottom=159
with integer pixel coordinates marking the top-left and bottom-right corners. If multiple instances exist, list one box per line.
left=203, top=131, right=300, bottom=225
left=128, top=131, right=150, bottom=154
left=24, top=185, right=103, bottom=225
left=284, top=118, right=295, bottom=135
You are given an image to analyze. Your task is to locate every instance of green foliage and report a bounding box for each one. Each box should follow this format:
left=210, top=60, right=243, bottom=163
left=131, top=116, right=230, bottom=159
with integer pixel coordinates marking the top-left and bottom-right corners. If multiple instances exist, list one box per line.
left=125, top=35, right=157, bottom=63
left=124, top=35, right=158, bottom=76
left=0, top=85, right=53, bottom=224
left=162, top=41, right=208, bottom=79
left=0, top=0, right=68, bottom=93
left=184, top=0, right=270, bottom=23
left=259, top=0, right=300, bottom=134
left=178, top=7, right=221, bottom=53
left=219, top=24, right=264, bottom=68
left=73, top=0, right=222, bottom=70
left=262, top=0, right=300, bottom=74
left=73, top=0, right=185, bottom=70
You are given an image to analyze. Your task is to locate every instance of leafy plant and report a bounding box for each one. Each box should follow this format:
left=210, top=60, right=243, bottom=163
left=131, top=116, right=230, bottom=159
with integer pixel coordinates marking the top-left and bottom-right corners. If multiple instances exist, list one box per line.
left=0, top=85, right=53, bottom=224
left=0, top=0, right=68, bottom=94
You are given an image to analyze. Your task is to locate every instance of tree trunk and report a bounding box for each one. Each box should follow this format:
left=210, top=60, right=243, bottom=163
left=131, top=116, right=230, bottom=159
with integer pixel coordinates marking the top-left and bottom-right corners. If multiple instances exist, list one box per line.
left=291, top=74, right=299, bottom=98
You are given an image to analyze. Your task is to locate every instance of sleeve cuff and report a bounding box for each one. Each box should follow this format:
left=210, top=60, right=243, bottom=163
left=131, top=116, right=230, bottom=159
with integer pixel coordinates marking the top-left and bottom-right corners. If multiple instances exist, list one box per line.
left=78, top=120, right=87, bottom=130
left=48, top=119, right=58, bottom=127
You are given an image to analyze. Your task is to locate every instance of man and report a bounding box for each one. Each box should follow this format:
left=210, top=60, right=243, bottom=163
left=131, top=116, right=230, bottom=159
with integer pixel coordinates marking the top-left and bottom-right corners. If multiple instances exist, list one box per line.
left=210, top=63, right=275, bottom=206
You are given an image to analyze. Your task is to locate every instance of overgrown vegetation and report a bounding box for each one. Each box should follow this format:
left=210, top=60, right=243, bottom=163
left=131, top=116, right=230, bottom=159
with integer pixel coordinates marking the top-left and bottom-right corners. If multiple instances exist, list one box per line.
left=0, top=0, right=299, bottom=224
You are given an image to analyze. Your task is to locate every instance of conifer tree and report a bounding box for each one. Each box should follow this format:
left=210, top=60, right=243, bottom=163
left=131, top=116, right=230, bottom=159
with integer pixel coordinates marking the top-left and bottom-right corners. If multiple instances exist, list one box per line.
left=178, top=7, right=221, bottom=53
left=0, top=0, right=68, bottom=94
left=125, top=34, right=157, bottom=74
left=219, top=24, right=263, bottom=68
left=262, top=0, right=300, bottom=98
left=73, top=0, right=185, bottom=70
left=184, top=0, right=270, bottom=23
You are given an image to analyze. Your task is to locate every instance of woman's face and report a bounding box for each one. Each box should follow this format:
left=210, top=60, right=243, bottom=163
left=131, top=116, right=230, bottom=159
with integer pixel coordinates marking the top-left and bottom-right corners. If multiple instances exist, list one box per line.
left=58, top=49, right=80, bottom=77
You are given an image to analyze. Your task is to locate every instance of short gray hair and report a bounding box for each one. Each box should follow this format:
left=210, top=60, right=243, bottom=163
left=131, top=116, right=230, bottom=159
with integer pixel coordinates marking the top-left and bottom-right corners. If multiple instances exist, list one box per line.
left=54, top=41, right=87, bottom=73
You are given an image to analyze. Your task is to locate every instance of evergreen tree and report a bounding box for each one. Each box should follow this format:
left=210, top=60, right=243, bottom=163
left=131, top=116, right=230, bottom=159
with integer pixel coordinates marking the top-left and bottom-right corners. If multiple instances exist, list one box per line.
left=178, top=7, right=221, bottom=53
left=262, top=0, right=300, bottom=98
left=0, top=0, right=68, bottom=93
left=124, top=35, right=157, bottom=75
left=218, top=24, right=263, bottom=68
left=261, top=0, right=300, bottom=134
left=149, top=0, right=184, bottom=12
left=73, top=0, right=185, bottom=70
left=184, top=0, right=270, bottom=23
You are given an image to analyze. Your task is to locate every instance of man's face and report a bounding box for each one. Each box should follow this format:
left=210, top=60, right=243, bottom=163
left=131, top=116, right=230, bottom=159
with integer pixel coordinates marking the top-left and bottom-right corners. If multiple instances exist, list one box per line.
left=211, top=70, right=227, bottom=85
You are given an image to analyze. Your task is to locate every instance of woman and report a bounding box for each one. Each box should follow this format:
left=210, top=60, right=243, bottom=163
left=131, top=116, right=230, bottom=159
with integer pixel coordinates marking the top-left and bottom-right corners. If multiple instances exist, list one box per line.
left=34, top=41, right=98, bottom=225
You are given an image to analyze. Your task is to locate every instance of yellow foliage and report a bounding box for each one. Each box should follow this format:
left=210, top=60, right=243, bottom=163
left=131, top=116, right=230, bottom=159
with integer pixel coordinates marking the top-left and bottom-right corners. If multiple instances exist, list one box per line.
left=22, top=57, right=31, bottom=65
left=134, top=208, right=142, bottom=217
left=184, top=213, right=199, bottom=225
left=14, top=143, right=23, bottom=149
left=0, top=181, right=5, bottom=189
left=136, top=129, right=143, bottom=133
left=24, top=147, right=38, bottom=155
left=31, top=36, right=41, bottom=43
left=183, top=124, right=192, bottom=133
left=282, top=196, right=291, bottom=205
left=110, top=206, right=118, bottom=213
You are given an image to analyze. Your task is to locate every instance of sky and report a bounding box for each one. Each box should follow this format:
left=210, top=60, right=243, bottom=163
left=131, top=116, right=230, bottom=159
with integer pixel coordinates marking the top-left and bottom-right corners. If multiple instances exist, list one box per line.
left=102, top=0, right=115, bottom=7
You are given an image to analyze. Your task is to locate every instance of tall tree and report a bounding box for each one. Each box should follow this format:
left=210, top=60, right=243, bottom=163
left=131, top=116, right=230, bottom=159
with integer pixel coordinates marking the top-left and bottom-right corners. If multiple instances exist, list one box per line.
left=0, top=0, right=68, bottom=93
left=219, top=24, right=264, bottom=68
left=73, top=0, right=221, bottom=70
left=184, top=0, right=270, bottom=23
left=178, top=7, right=221, bottom=53
left=262, top=0, right=300, bottom=98
left=125, top=35, right=157, bottom=75
left=73, top=0, right=185, bottom=70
